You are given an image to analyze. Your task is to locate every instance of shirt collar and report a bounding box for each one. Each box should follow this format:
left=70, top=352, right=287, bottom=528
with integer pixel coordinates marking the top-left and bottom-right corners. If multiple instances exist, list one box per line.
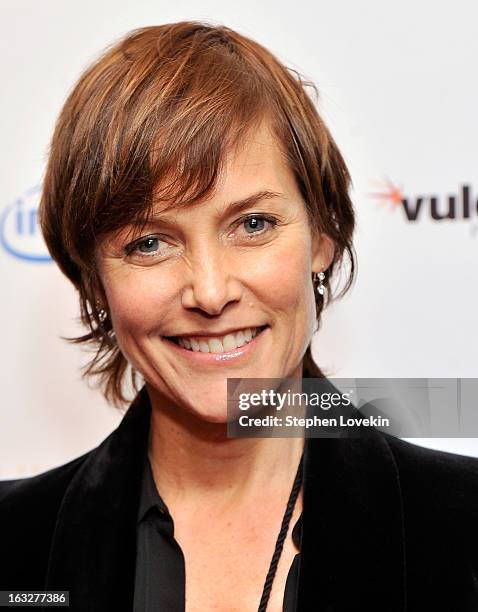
left=137, top=454, right=170, bottom=523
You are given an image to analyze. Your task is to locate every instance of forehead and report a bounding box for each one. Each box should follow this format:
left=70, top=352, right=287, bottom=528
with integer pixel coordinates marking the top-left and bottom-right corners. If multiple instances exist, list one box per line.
left=151, top=121, right=299, bottom=219
left=217, top=122, right=295, bottom=194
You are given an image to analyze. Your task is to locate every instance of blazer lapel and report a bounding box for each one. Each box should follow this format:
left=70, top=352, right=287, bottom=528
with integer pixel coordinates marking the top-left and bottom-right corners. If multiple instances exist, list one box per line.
left=45, top=386, right=152, bottom=611
left=298, top=429, right=406, bottom=611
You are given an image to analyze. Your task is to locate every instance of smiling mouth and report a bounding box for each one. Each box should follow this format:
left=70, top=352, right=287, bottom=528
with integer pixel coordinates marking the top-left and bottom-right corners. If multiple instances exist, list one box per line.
left=164, top=325, right=269, bottom=354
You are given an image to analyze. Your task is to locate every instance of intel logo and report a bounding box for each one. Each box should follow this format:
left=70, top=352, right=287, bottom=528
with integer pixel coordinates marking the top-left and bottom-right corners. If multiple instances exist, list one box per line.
left=0, top=185, right=52, bottom=262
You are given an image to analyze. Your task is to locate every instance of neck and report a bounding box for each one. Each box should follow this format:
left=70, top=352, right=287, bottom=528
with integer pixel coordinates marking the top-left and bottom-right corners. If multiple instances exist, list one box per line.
left=146, top=385, right=304, bottom=512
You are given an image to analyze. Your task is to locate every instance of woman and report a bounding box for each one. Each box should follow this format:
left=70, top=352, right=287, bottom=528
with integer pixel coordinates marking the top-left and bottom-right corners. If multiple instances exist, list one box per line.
left=1, top=22, right=478, bottom=612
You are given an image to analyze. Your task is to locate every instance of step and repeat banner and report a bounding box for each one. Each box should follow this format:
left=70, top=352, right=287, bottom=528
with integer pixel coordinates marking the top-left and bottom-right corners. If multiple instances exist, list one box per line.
left=1, top=0, right=477, bottom=478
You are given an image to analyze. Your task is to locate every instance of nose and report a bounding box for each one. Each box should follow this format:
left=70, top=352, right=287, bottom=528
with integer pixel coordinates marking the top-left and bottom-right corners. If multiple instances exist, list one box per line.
left=181, top=244, right=242, bottom=315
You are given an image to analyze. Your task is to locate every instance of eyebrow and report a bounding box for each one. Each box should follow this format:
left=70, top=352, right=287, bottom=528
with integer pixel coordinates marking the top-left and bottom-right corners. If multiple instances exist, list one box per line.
left=216, top=190, right=284, bottom=216
left=137, top=190, right=284, bottom=226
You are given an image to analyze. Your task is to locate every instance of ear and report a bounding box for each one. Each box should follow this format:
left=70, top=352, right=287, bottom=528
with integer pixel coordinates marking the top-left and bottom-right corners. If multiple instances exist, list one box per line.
left=311, top=230, right=335, bottom=274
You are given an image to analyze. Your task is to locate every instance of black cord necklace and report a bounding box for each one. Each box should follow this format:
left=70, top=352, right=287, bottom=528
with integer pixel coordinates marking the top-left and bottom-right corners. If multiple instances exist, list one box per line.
left=257, top=452, right=304, bottom=612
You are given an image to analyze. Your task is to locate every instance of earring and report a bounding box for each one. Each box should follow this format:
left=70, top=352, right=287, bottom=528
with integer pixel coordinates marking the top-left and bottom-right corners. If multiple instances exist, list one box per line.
left=93, top=302, right=116, bottom=346
left=96, top=305, right=108, bottom=323
left=313, top=271, right=326, bottom=296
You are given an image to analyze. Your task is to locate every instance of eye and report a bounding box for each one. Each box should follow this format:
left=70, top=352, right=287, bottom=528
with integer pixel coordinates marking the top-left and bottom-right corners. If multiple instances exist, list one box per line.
left=136, top=237, right=161, bottom=254
left=124, top=235, right=171, bottom=258
left=244, top=217, right=265, bottom=233
left=237, top=214, right=278, bottom=238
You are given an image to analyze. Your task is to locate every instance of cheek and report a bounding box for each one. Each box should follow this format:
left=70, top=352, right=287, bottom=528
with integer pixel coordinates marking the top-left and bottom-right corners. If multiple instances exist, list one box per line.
left=253, top=232, right=317, bottom=345
left=101, top=267, right=175, bottom=335
left=250, top=240, right=312, bottom=311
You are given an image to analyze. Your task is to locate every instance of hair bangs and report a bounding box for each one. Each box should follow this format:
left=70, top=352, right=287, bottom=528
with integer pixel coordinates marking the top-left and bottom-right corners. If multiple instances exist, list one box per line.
left=91, top=32, right=270, bottom=246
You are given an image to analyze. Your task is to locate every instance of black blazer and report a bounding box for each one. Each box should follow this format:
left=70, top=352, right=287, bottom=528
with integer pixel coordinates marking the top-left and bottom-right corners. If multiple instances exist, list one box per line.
left=2, top=385, right=478, bottom=611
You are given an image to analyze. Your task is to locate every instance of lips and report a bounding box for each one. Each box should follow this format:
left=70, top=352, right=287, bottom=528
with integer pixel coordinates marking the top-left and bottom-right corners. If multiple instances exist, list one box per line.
left=165, top=325, right=269, bottom=354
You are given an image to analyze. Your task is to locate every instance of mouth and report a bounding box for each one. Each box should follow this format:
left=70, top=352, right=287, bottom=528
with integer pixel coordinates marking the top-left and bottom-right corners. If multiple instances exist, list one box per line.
left=163, top=325, right=269, bottom=355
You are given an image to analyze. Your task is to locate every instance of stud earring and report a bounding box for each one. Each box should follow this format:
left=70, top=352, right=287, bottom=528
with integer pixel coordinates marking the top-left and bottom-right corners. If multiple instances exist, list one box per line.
left=96, top=305, right=108, bottom=323
left=313, top=271, right=326, bottom=296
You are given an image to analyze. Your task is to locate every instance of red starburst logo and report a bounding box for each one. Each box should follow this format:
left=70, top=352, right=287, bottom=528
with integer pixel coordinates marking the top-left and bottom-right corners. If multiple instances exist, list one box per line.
left=368, top=178, right=405, bottom=211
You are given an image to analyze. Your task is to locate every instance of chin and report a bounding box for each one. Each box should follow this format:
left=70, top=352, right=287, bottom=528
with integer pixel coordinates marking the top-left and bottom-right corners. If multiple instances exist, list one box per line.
left=185, top=403, right=230, bottom=425
left=168, top=390, right=228, bottom=424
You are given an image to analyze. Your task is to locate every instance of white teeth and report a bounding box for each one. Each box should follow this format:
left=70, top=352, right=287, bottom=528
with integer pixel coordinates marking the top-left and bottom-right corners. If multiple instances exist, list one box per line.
left=234, top=330, right=246, bottom=347
left=222, top=334, right=236, bottom=351
left=172, top=326, right=265, bottom=354
left=198, top=340, right=210, bottom=353
left=208, top=338, right=223, bottom=353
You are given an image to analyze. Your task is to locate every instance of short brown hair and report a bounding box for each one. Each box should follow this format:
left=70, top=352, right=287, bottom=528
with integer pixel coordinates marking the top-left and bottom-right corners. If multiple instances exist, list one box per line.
left=39, top=21, right=355, bottom=407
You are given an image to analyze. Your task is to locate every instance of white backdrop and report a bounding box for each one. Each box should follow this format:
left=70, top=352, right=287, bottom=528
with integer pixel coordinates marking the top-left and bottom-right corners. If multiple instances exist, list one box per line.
left=1, top=0, right=477, bottom=479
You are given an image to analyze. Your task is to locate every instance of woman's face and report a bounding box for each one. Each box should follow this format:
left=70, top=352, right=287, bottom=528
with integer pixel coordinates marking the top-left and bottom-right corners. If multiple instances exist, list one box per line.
left=96, top=121, right=333, bottom=422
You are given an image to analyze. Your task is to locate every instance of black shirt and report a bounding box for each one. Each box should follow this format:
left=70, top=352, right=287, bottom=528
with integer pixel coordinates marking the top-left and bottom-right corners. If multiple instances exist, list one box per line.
left=133, top=456, right=302, bottom=611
